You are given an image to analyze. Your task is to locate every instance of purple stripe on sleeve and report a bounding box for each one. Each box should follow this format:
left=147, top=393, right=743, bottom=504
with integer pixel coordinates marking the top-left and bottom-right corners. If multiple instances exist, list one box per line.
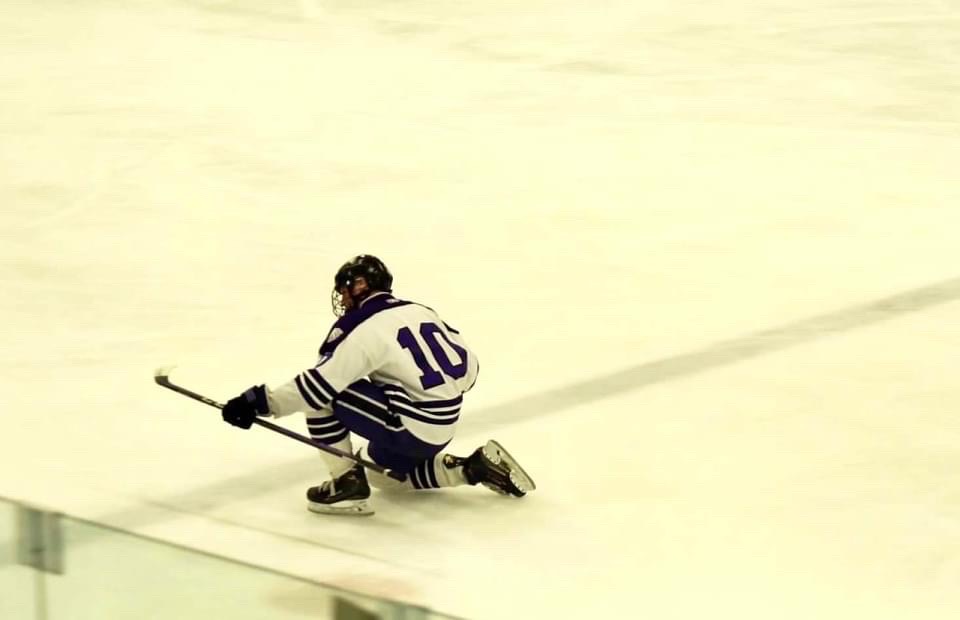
left=295, top=375, right=325, bottom=410
left=380, top=384, right=462, bottom=410
left=307, top=368, right=338, bottom=400
left=417, top=396, right=463, bottom=410
left=391, top=404, right=460, bottom=426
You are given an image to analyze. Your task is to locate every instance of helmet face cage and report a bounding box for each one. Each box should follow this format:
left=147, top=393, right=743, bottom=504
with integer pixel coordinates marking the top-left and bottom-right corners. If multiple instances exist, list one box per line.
left=331, top=287, right=347, bottom=317
left=331, top=255, right=393, bottom=317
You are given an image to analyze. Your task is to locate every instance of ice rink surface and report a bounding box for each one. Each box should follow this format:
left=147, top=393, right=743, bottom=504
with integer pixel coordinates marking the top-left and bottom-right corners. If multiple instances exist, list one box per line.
left=1, top=0, right=959, bottom=618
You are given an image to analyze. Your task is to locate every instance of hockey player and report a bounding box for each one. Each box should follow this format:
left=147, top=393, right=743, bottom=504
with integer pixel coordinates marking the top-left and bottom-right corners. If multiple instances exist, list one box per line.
left=220, top=255, right=534, bottom=515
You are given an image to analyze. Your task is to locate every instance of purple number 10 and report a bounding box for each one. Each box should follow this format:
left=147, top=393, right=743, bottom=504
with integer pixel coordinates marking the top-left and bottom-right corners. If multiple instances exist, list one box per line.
left=397, top=322, right=469, bottom=390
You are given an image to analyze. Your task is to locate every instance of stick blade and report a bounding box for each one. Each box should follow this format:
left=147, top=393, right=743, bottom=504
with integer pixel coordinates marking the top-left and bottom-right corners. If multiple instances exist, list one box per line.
left=154, top=365, right=176, bottom=385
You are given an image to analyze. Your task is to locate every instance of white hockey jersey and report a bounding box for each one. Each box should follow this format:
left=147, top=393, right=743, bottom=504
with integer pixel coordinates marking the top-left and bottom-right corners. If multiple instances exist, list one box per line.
left=267, top=292, right=478, bottom=445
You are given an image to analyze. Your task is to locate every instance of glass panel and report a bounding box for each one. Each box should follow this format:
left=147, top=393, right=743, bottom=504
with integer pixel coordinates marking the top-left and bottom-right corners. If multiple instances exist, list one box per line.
left=0, top=496, right=459, bottom=619
left=0, top=498, right=37, bottom=620
left=46, top=516, right=458, bottom=620
left=47, top=517, right=338, bottom=620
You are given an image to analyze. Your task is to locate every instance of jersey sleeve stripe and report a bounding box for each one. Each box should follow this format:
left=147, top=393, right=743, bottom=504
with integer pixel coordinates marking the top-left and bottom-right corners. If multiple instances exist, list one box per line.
left=300, top=371, right=333, bottom=404
left=336, top=400, right=406, bottom=432
left=305, top=368, right=337, bottom=401
left=383, top=393, right=462, bottom=414
left=380, top=384, right=463, bottom=409
left=387, top=398, right=460, bottom=418
left=299, top=372, right=332, bottom=406
left=388, top=400, right=460, bottom=425
left=344, top=388, right=390, bottom=411
left=414, top=401, right=462, bottom=412
left=412, top=395, right=463, bottom=410
left=295, top=375, right=326, bottom=410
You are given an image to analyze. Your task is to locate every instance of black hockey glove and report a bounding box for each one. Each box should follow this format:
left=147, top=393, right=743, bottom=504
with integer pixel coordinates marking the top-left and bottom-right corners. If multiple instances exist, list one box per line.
left=222, top=385, right=269, bottom=429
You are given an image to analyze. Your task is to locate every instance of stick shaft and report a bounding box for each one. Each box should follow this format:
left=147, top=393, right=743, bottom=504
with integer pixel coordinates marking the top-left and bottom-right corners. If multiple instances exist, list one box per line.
left=154, top=371, right=406, bottom=481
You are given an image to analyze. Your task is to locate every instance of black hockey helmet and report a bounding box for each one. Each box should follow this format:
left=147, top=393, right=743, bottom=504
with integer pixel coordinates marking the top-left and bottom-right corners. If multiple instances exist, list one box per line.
left=332, top=254, right=393, bottom=316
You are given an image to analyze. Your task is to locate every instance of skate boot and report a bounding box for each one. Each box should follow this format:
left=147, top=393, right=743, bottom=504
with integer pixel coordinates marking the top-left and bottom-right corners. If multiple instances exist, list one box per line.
left=450, top=440, right=536, bottom=497
left=306, top=464, right=373, bottom=516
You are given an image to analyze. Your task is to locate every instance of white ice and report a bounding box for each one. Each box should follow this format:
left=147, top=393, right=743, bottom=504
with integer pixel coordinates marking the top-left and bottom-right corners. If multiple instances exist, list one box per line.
left=1, top=0, right=959, bottom=618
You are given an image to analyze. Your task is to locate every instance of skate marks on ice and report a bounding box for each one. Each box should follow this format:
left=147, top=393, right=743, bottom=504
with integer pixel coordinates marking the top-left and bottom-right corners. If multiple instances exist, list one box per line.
left=461, top=274, right=960, bottom=434
left=11, top=460, right=513, bottom=573
left=105, top=276, right=960, bottom=502
left=19, top=275, right=957, bottom=566
left=133, top=495, right=441, bottom=573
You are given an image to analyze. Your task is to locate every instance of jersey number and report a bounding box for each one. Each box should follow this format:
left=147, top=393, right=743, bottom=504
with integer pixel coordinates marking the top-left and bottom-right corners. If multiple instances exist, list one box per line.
left=397, top=323, right=468, bottom=390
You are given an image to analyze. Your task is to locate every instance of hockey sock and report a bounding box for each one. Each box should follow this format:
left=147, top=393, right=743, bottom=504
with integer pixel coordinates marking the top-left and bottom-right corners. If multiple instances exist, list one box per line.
left=305, top=412, right=354, bottom=478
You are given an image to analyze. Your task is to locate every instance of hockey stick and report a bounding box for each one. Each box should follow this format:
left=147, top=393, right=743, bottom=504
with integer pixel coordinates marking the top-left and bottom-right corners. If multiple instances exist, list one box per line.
left=153, top=366, right=406, bottom=482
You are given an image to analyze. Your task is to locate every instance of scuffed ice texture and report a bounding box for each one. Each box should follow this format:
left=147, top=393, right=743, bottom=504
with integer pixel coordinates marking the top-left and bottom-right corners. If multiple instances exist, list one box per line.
left=0, top=0, right=958, bottom=618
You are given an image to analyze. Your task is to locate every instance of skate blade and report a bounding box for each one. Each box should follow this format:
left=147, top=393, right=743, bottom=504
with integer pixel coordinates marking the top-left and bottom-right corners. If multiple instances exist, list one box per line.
left=483, top=440, right=537, bottom=494
left=307, top=499, right=374, bottom=516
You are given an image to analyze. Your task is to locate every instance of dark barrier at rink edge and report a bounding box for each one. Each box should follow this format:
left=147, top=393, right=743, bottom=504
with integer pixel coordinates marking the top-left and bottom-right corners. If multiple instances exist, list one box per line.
left=0, top=494, right=460, bottom=620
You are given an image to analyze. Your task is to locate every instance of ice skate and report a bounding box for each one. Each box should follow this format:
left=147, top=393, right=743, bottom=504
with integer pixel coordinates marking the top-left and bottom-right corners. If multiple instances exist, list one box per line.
left=306, top=464, right=374, bottom=516
left=454, top=440, right=536, bottom=497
